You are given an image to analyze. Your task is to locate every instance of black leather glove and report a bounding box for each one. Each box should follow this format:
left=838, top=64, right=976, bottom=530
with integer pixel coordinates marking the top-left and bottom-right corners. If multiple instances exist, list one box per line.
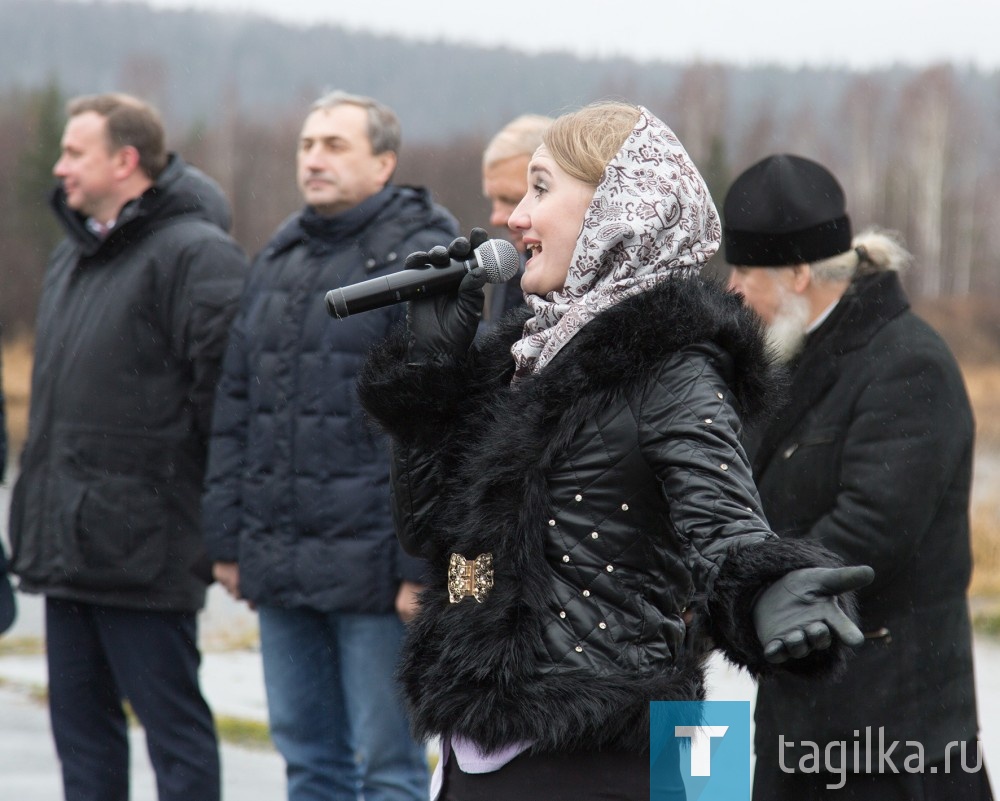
left=752, top=565, right=874, bottom=664
left=405, top=227, right=489, bottom=365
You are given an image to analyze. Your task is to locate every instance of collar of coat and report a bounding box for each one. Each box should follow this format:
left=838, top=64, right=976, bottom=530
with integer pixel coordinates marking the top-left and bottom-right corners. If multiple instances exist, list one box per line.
left=479, top=275, right=781, bottom=428
left=50, top=154, right=231, bottom=259
left=263, top=184, right=456, bottom=268
left=804, top=270, right=909, bottom=357
left=363, top=275, right=783, bottom=461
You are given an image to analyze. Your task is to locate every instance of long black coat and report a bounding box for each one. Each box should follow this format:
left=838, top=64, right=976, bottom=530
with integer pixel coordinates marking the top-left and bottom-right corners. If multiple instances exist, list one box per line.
left=360, top=277, right=854, bottom=755
left=749, top=271, right=980, bottom=768
left=201, top=187, right=457, bottom=613
left=0, top=330, right=6, bottom=480
left=0, top=332, right=11, bottom=633
left=8, top=156, right=247, bottom=612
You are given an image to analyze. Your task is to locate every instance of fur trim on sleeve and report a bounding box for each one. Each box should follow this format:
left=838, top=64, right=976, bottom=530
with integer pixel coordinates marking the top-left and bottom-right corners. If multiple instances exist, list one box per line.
left=357, top=327, right=477, bottom=446
left=707, top=539, right=862, bottom=679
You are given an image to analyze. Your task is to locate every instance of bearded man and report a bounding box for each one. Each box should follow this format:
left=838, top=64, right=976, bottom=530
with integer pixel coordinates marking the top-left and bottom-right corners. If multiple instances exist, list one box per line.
left=723, top=154, right=993, bottom=801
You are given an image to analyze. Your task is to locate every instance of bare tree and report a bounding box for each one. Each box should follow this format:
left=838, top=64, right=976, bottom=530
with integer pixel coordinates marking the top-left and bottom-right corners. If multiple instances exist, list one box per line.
left=396, top=134, right=489, bottom=236
left=0, top=84, right=63, bottom=334
left=734, top=99, right=778, bottom=175
left=118, top=53, right=170, bottom=119
left=665, top=62, right=730, bottom=169
left=892, top=65, right=961, bottom=297
left=836, top=75, right=890, bottom=227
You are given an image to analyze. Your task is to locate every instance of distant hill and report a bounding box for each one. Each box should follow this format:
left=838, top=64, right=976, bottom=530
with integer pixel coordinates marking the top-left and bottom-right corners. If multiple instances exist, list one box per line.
left=3, top=0, right=1000, bottom=325
left=0, top=0, right=687, bottom=140
left=5, top=0, right=999, bottom=145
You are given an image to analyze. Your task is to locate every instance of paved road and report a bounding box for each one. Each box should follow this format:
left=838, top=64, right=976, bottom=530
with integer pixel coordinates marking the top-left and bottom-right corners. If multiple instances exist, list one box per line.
left=0, top=682, right=285, bottom=801
left=0, top=589, right=285, bottom=801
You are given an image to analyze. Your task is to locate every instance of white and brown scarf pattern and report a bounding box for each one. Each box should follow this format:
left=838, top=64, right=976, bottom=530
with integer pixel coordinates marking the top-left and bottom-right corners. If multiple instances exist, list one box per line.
left=511, top=107, right=721, bottom=379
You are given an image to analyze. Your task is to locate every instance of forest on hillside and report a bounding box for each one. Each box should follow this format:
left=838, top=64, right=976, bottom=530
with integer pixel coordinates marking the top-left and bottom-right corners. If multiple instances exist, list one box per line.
left=2, top=0, right=1000, bottom=335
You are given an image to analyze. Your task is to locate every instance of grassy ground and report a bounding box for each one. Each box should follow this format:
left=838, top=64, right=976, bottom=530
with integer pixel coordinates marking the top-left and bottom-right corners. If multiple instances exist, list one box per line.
left=1, top=334, right=30, bottom=460
left=965, top=366, right=1000, bottom=613
left=965, top=364, right=1000, bottom=445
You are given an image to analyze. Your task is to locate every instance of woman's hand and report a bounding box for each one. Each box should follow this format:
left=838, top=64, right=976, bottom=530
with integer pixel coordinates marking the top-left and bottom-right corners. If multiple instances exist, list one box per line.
left=405, top=228, right=490, bottom=365
left=752, top=565, right=874, bottom=663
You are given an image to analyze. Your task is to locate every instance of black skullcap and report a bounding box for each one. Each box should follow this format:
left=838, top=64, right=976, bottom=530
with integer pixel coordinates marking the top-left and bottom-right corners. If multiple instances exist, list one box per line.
left=723, top=154, right=852, bottom=266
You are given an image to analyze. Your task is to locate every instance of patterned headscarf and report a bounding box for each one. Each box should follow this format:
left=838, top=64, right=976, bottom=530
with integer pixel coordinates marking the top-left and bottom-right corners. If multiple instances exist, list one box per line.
left=510, top=107, right=721, bottom=379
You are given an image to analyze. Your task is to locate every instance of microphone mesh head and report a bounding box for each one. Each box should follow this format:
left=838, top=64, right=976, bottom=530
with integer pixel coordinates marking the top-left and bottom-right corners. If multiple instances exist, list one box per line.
left=474, top=239, right=521, bottom=284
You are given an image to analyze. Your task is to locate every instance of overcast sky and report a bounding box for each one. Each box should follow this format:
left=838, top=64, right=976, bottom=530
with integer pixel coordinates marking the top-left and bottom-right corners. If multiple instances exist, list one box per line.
left=83, top=0, right=999, bottom=71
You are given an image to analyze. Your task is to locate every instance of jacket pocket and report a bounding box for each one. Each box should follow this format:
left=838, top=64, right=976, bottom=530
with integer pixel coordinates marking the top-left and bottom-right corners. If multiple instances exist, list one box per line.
left=56, top=473, right=170, bottom=590
left=779, top=431, right=838, bottom=460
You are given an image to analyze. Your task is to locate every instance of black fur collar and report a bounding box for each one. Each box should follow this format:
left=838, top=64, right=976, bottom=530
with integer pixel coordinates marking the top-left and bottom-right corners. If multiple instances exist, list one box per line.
left=474, top=276, right=781, bottom=428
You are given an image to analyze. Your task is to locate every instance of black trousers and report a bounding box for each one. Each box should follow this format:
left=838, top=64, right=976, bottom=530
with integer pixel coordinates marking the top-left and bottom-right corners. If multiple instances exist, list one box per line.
left=45, top=598, right=220, bottom=801
left=752, top=743, right=994, bottom=801
left=442, top=747, right=651, bottom=801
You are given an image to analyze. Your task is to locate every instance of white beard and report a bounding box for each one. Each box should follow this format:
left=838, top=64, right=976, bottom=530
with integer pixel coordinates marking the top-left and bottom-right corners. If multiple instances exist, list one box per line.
left=766, top=290, right=811, bottom=363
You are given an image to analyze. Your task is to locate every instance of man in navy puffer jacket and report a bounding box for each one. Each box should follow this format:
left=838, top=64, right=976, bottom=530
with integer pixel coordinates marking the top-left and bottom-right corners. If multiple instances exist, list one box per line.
left=202, top=90, right=457, bottom=801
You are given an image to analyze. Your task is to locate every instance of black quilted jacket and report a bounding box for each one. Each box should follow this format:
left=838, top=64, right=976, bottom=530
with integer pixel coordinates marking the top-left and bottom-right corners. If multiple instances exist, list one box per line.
left=359, top=277, right=853, bottom=754
left=10, top=157, right=247, bottom=612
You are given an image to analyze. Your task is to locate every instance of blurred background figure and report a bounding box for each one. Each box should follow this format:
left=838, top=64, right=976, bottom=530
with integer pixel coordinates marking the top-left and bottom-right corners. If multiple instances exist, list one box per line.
left=724, top=154, right=993, bottom=801
left=479, top=113, right=553, bottom=329
left=0, top=329, right=14, bottom=636
left=7, top=92, right=247, bottom=801
left=202, top=90, right=458, bottom=801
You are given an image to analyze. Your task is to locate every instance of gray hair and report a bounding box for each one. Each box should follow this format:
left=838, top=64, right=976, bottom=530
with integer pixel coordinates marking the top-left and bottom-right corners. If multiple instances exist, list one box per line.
left=483, top=114, right=554, bottom=168
left=310, top=90, right=401, bottom=155
left=810, top=227, right=912, bottom=284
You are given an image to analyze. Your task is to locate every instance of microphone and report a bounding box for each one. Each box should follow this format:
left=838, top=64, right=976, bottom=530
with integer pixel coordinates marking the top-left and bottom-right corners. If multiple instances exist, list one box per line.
left=326, top=238, right=520, bottom=319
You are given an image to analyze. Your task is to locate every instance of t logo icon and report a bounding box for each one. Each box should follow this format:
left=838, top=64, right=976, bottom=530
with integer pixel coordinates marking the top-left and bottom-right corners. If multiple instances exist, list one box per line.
left=675, top=726, right=729, bottom=776
left=651, top=701, right=750, bottom=800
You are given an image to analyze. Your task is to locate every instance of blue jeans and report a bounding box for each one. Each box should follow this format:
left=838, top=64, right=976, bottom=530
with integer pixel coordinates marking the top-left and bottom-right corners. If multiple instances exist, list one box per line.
left=258, top=605, right=428, bottom=801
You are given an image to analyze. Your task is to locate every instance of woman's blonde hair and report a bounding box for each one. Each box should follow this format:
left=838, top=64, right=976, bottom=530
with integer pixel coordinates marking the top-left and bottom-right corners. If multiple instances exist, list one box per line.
left=544, top=101, right=641, bottom=186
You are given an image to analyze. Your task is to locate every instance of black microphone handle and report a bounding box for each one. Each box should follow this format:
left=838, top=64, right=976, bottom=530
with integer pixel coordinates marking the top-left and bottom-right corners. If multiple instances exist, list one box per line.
left=325, top=260, right=474, bottom=318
